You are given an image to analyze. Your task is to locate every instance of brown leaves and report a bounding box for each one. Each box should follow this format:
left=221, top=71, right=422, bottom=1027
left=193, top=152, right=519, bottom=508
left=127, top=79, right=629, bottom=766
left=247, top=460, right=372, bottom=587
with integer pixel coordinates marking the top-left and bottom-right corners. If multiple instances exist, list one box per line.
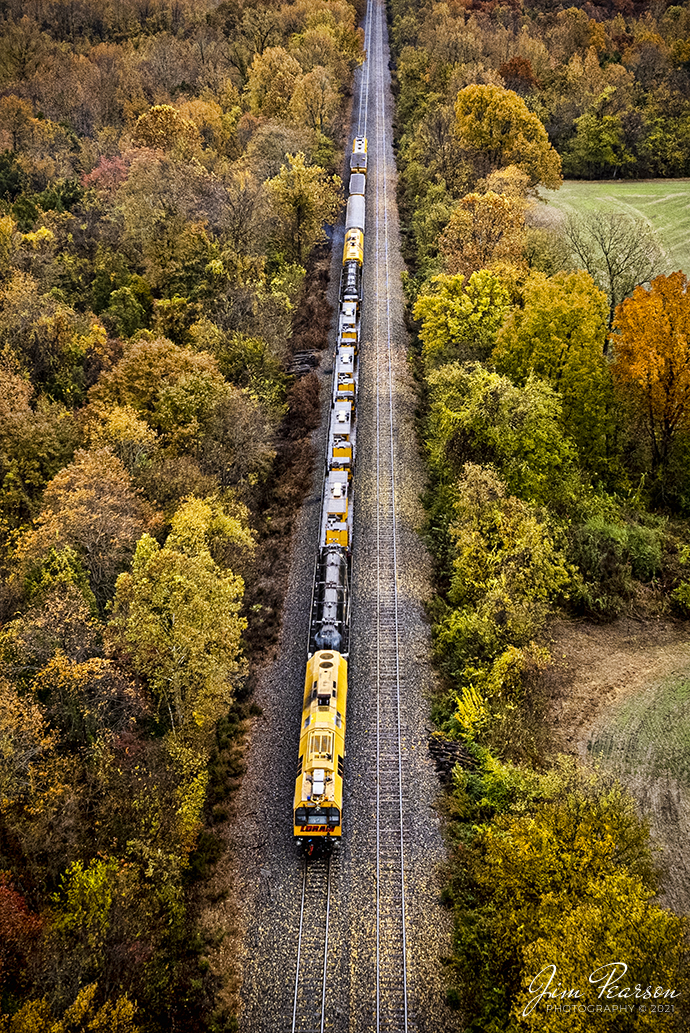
left=440, top=191, right=526, bottom=278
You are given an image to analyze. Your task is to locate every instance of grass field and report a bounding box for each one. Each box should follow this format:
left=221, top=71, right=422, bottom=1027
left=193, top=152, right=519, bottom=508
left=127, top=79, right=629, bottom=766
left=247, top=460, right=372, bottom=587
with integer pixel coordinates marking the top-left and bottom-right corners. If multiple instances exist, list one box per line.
left=587, top=670, right=690, bottom=912
left=540, top=179, right=690, bottom=276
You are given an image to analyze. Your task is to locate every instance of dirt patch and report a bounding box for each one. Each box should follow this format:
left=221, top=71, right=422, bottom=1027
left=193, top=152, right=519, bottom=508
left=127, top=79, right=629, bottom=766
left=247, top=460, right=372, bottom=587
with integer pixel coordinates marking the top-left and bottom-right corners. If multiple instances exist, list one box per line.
left=542, top=617, right=690, bottom=753
left=542, top=616, right=690, bottom=913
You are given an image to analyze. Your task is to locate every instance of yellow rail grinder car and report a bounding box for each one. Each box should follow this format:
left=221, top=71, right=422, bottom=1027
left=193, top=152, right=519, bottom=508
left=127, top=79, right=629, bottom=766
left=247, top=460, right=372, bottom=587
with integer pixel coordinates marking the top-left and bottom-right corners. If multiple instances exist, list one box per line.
left=293, top=650, right=348, bottom=842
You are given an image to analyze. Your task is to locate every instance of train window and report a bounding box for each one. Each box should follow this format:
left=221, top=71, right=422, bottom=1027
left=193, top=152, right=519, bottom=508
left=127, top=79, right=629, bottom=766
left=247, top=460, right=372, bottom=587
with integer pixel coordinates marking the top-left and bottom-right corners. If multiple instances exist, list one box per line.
left=295, top=807, right=309, bottom=825
left=317, top=694, right=330, bottom=707
left=336, top=712, right=342, bottom=728
left=304, top=716, right=310, bottom=728
left=327, top=808, right=340, bottom=824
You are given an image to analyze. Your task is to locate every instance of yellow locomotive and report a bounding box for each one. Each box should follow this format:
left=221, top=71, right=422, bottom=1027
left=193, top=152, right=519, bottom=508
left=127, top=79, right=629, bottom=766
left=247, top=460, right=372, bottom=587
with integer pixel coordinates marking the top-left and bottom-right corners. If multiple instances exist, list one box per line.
left=293, top=650, right=348, bottom=843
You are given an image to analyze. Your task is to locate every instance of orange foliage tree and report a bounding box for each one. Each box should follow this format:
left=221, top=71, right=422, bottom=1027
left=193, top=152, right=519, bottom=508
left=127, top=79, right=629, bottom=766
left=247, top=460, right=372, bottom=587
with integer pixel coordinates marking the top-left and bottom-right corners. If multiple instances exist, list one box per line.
left=613, top=271, right=690, bottom=478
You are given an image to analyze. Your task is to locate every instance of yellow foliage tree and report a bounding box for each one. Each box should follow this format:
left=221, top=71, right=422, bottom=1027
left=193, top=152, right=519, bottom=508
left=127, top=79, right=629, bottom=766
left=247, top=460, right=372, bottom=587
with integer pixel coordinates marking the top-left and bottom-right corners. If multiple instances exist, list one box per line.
left=454, top=84, right=562, bottom=188
left=290, top=65, right=339, bottom=133
left=246, top=46, right=303, bottom=117
left=132, top=104, right=200, bottom=155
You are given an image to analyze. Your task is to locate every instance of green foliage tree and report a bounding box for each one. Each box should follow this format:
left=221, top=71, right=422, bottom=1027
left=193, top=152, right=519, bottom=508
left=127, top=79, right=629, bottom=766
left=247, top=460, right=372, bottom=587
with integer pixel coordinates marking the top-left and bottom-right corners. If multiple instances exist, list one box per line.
left=493, top=270, right=615, bottom=478
left=563, top=109, right=633, bottom=179
left=435, top=464, right=571, bottom=674
left=425, top=363, right=579, bottom=507
left=413, top=270, right=510, bottom=368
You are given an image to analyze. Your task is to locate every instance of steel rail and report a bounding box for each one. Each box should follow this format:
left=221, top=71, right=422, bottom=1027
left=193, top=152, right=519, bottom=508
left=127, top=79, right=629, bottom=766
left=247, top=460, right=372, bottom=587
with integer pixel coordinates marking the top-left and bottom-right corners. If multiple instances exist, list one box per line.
left=372, top=1, right=409, bottom=1030
left=357, top=0, right=372, bottom=139
left=290, top=855, right=332, bottom=1033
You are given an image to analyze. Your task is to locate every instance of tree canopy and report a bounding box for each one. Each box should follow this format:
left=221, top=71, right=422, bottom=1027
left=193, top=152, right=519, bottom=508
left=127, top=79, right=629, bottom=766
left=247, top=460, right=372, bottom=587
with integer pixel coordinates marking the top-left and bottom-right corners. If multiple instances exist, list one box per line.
left=454, top=84, right=563, bottom=189
left=613, top=271, right=690, bottom=485
left=493, top=270, right=614, bottom=479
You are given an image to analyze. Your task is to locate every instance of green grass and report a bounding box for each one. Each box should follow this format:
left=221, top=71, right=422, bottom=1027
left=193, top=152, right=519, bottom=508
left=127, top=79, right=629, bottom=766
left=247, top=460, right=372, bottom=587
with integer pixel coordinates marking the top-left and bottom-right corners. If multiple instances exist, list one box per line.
left=589, top=674, right=690, bottom=787
left=541, top=179, right=690, bottom=276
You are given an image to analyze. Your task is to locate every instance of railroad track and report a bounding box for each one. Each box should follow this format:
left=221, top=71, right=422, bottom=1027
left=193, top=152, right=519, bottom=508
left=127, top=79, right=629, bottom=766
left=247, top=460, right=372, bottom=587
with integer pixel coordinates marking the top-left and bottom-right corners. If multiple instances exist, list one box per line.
left=371, top=3, right=410, bottom=1030
left=291, top=855, right=333, bottom=1033
left=289, top=4, right=411, bottom=1031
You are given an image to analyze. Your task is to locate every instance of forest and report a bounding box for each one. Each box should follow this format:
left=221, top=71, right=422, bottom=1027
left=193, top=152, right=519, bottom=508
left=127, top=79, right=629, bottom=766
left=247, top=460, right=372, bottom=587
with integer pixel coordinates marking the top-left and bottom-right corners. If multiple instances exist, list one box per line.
left=2, top=0, right=690, bottom=1028
left=0, top=0, right=364, bottom=1030
left=389, top=0, right=690, bottom=1029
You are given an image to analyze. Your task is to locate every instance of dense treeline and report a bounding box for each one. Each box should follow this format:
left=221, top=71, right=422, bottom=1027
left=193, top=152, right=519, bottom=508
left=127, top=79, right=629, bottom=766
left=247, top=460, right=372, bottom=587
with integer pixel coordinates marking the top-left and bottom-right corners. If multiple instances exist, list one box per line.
left=390, top=2, right=690, bottom=1028
left=390, top=0, right=690, bottom=194
left=0, top=1, right=364, bottom=1029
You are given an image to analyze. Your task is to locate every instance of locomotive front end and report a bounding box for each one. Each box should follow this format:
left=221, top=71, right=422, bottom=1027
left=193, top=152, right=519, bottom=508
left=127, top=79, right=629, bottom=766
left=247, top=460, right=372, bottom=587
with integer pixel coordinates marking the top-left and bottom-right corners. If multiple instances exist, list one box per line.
left=293, top=650, right=348, bottom=846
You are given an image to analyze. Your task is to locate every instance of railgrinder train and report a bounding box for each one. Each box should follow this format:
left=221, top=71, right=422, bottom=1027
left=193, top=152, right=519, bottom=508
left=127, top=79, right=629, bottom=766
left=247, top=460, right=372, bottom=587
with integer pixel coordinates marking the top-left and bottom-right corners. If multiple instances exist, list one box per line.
left=293, top=136, right=367, bottom=850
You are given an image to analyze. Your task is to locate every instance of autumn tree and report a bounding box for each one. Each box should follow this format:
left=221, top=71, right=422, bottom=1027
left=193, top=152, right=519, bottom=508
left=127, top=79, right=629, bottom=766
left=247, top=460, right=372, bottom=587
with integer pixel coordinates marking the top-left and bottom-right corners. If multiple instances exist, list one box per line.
left=0, top=96, right=33, bottom=151
left=413, top=270, right=510, bottom=369
left=109, top=533, right=246, bottom=737
left=612, top=271, right=690, bottom=483
left=132, top=105, right=200, bottom=155
left=246, top=46, right=303, bottom=118
left=266, top=152, right=342, bottom=264
left=562, top=210, right=664, bottom=327
left=290, top=66, right=339, bottom=134
left=493, top=270, right=614, bottom=477
left=0, top=364, right=78, bottom=545
left=425, top=363, right=579, bottom=509
left=0, top=873, right=42, bottom=992
left=454, top=84, right=562, bottom=189
left=18, top=448, right=159, bottom=605
left=439, top=191, right=527, bottom=278
left=451, top=760, right=688, bottom=1033
left=0, top=984, right=140, bottom=1033
left=435, top=464, right=572, bottom=672
left=32, top=655, right=146, bottom=749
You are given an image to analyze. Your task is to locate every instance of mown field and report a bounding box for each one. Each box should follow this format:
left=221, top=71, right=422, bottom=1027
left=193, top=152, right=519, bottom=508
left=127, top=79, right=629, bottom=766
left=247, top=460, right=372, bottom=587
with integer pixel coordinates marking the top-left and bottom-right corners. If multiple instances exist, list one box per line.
left=587, top=669, right=690, bottom=913
left=541, top=179, right=690, bottom=275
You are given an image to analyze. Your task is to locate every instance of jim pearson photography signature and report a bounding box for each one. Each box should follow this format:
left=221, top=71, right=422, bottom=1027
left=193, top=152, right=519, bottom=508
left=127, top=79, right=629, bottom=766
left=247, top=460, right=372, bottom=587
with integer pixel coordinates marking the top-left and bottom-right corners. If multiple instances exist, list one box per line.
left=523, top=963, right=681, bottom=1017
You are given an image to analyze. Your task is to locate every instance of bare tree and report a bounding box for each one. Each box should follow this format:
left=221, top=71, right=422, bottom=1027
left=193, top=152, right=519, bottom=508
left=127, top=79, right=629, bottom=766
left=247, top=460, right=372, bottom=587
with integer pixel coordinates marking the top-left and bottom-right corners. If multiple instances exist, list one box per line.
left=563, top=210, right=665, bottom=332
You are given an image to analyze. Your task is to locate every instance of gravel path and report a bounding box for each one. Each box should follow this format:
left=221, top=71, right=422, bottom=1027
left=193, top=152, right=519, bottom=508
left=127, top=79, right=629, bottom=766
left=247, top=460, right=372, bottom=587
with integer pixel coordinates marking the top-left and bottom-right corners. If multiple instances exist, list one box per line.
left=234, top=4, right=458, bottom=1029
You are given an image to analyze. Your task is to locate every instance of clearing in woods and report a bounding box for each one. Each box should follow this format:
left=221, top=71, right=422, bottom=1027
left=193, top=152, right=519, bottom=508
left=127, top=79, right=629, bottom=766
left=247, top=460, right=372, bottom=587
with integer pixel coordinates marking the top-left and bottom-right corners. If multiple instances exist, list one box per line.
left=540, top=179, right=690, bottom=275
left=544, top=618, right=690, bottom=915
